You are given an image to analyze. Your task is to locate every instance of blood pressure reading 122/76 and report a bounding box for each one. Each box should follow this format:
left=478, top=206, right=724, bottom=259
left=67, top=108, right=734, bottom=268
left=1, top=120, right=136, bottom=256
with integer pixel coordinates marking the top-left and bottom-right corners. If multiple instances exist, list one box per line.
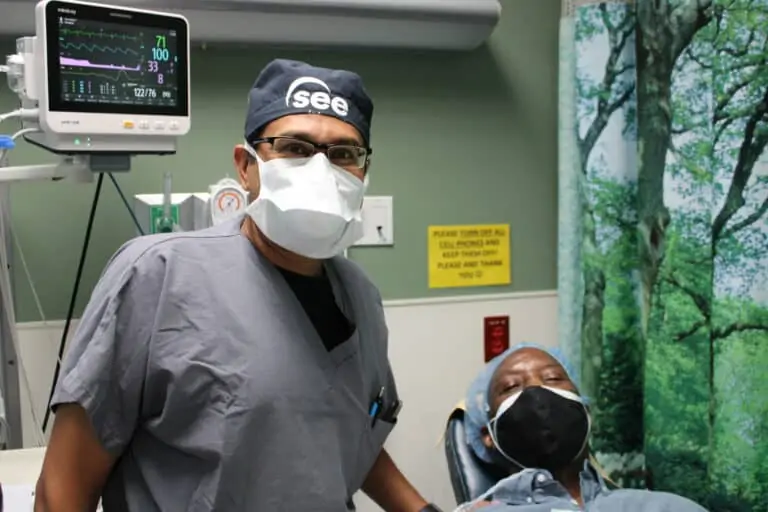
left=57, top=15, right=179, bottom=107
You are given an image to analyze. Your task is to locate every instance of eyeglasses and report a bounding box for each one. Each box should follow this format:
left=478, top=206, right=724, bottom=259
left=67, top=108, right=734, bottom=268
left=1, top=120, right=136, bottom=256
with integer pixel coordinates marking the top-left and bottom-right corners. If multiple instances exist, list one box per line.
left=251, top=136, right=371, bottom=170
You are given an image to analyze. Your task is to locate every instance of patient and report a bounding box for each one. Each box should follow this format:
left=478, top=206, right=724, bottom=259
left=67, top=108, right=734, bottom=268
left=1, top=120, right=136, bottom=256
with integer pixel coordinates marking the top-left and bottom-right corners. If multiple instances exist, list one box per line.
left=460, top=344, right=708, bottom=511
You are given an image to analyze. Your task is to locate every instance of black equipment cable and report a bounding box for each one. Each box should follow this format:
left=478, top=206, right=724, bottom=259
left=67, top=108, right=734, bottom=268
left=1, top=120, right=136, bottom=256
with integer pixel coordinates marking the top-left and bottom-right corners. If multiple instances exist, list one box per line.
left=40, top=172, right=148, bottom=432
left=42, top=172, right=104, bottom=432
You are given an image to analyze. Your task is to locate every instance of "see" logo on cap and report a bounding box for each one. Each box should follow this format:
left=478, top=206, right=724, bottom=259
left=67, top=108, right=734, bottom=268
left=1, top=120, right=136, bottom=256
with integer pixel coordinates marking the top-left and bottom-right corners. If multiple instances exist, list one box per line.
left=285, top=77, right=349, bottom=117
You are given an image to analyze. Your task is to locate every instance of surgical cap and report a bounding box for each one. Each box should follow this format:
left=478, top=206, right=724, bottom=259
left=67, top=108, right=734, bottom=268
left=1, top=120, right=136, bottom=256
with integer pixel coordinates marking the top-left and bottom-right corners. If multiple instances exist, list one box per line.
left=464, top=342, right=581, bottom=464
left=244, top=59, right=374, bottom=144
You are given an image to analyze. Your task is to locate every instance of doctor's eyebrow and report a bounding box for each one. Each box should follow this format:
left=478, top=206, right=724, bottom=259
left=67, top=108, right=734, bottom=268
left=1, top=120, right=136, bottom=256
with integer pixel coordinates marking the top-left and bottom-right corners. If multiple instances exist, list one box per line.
left=274, top=130, right=363, bottom=146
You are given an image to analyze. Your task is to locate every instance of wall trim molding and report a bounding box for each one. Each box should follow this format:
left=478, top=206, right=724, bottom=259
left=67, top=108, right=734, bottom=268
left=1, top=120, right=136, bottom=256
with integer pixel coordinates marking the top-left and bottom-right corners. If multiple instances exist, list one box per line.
left=15, top=290, right=558, bottom=329
left=15, top=320, right=78, bottom=332
left=382, top=289, right=556, bottom=308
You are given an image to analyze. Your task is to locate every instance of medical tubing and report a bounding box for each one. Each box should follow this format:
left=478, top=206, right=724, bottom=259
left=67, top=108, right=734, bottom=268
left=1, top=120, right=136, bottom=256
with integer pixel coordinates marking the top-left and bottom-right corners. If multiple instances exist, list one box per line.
left=0, top=128, right=41, bottom=162
left=0, top=109, right=20, bottom=124
left=42, top=172, right=105, bottom=432
left=108, top=173, right=145, bottom=236
left=0, top=108, right=38, bottom=125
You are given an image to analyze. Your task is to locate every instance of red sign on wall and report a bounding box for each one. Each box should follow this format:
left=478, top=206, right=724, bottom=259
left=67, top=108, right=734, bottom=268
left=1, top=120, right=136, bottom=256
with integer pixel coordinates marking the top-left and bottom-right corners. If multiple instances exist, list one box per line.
left=484, top=316, right=510, bottom=362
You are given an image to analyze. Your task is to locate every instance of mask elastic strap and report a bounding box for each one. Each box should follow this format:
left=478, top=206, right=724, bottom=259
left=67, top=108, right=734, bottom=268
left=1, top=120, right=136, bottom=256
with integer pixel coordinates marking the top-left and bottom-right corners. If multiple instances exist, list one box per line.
left=569, top=404, right=592, bottom=465
left=541, top=385, right=582, bottom=403
left=486, top=392, right=528, bottom=468
left=487, top=417, right=528, bottom=469
left=544, top=386, right=592, bottom=466
left=241, top=140, right=259, bottom=163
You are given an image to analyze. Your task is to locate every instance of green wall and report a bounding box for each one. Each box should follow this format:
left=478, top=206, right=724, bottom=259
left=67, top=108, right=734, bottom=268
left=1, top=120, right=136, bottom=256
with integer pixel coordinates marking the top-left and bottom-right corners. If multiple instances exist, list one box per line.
left=0, top=0, right=559, bottom=322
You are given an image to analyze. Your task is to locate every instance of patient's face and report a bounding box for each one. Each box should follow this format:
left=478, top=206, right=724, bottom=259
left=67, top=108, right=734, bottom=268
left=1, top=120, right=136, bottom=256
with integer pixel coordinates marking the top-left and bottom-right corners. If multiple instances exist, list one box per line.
left=481, top=348, right=579, bottom=452
left=487, top=348, right=578, bottom=415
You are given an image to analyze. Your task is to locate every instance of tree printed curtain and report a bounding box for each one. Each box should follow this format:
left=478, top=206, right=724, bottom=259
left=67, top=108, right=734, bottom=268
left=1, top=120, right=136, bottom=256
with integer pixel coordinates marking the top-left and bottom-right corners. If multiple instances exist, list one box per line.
left=558, top=0, right=768, bottom=509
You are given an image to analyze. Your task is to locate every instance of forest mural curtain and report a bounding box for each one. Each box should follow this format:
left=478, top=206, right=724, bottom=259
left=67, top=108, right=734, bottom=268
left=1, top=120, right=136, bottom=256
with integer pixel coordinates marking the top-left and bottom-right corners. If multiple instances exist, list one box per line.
left=558, top=0, right=768, bottom=509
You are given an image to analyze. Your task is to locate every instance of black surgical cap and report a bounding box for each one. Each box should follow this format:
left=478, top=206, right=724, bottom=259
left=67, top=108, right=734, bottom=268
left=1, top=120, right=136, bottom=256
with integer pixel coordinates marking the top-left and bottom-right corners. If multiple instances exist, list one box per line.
left=244, top=59, right=374, bottom=145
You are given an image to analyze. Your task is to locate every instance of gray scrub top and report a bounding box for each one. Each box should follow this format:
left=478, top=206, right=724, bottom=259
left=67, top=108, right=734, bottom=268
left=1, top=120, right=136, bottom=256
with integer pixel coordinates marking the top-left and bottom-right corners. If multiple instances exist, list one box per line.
left=475, top=463, right=708, bottom=511
left=51, top=216, right=399, bottom=511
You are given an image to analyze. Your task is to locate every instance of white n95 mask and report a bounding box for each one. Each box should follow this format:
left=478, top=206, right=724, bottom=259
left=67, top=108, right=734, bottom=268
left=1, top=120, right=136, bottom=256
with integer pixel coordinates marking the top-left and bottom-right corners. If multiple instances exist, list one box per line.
left=244, top=145, right=368, bottom=259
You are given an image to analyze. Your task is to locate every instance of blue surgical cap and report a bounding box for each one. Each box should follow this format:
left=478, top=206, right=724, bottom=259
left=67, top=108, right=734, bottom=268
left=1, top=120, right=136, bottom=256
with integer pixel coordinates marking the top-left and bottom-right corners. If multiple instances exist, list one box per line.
left=464, top=342, right=581, bottom=464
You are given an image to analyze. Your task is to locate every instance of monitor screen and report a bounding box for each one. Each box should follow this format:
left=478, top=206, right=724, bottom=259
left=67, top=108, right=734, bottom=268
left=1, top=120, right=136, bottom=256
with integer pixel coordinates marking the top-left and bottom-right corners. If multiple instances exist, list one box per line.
left=44, top=0, right=189, bottom=117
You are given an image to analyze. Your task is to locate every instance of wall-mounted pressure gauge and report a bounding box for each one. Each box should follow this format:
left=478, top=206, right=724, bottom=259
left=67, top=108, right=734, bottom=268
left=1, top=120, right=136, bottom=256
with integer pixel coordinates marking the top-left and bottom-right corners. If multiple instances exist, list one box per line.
left=209, top=178, right=247, bottom=225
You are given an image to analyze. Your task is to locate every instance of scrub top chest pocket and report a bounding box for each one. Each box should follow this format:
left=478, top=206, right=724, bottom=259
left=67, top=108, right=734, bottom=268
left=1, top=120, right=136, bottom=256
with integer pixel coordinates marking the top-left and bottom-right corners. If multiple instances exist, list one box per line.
left=361, top=387, right=401, bottom=464
left=368, top=387, right=402, bottom=429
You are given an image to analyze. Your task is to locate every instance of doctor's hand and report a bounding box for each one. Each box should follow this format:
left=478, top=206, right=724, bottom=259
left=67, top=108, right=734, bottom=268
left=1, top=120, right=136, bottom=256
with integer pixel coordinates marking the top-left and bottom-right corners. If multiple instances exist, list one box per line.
left=362, top=449, right=429, bottom=512
left=471, top=501, right=500, bottom=509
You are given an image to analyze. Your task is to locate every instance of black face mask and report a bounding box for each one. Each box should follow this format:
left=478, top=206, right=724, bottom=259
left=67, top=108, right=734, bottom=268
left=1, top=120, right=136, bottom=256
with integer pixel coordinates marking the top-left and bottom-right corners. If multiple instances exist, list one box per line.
left=489, top=386, right=590, bottom=472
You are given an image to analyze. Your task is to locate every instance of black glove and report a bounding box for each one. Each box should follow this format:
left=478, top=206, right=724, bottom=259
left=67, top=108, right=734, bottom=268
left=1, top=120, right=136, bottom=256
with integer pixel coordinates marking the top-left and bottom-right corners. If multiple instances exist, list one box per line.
left=419, top=505, right=443, bottom=512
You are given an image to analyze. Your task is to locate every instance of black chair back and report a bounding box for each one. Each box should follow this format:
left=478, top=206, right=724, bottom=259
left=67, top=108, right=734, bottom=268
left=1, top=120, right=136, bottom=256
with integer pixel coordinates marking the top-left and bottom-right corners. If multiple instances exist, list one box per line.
left=443, top=408, right=508, bottom=504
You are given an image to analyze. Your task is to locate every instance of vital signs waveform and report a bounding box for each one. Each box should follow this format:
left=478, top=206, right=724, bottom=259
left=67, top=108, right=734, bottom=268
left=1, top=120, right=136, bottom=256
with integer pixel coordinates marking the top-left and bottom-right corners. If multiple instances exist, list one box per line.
left=60, top=57, right=141, bottom=72
left=62, top=70, right=139, bottom=83
left=60, top=42, right=140, bottom=55
left=59, top=28, right=139, bottom=40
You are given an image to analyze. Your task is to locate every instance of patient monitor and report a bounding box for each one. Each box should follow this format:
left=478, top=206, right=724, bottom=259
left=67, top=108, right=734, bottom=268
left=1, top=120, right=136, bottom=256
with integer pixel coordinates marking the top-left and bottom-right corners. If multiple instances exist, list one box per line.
left=8, top=0, right=190, bottom=156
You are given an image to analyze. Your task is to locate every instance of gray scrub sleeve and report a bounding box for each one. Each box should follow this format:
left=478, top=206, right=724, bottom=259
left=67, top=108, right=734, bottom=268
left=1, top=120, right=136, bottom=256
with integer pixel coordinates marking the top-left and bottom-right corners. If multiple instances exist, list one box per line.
left=51, top=241, right=161, bottom=456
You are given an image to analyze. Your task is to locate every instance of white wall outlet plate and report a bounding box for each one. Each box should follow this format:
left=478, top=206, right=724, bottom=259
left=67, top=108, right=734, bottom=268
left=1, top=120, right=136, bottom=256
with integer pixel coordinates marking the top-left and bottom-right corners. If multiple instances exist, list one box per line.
left=354, top=195, right=394, bottom=246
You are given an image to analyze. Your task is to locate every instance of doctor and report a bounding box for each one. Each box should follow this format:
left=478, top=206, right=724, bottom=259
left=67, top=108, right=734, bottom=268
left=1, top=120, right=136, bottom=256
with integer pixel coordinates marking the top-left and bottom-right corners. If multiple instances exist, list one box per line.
left=35, top=59, right=439, bottom=512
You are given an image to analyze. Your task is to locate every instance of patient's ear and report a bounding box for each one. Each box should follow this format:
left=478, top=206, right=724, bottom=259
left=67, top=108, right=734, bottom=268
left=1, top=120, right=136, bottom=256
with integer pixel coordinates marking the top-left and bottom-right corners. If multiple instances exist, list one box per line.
left=481, top=426, right=494, bottom=450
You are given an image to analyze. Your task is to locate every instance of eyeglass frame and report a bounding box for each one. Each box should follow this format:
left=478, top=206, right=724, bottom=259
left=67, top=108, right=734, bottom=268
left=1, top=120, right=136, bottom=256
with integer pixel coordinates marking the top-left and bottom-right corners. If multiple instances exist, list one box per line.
left=248, top=136, right=373, bottom=172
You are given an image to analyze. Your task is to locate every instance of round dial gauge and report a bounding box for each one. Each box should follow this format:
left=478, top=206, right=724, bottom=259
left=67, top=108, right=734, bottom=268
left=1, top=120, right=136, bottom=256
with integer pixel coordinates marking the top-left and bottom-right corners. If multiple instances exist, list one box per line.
left=214, top=189, right=244, bottom=214
left=210, top=185, right=247, bottom=224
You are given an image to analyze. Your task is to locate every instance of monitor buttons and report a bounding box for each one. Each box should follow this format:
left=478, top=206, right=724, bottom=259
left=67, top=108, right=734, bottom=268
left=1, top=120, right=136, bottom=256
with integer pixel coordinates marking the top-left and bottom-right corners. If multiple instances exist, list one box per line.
left=169, top=121, right=179, bottom=131
left=122, top=120, right=135, bottom=129
left=154, top=121, right=165, bottom=130
left=138, top=120, right=150, bottom=129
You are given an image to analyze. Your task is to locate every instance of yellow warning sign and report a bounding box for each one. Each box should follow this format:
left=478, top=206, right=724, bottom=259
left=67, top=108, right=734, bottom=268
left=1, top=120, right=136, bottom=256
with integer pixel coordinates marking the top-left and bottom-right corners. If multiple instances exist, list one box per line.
left=428, top=224, right=511, bottom=289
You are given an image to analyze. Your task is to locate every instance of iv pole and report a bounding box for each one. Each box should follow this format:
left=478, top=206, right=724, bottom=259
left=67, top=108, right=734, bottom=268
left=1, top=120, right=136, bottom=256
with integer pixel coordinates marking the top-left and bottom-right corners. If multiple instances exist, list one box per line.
left=0, top=145, right=22, bottom=449
left=0, top=135, right=93, bottom=449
